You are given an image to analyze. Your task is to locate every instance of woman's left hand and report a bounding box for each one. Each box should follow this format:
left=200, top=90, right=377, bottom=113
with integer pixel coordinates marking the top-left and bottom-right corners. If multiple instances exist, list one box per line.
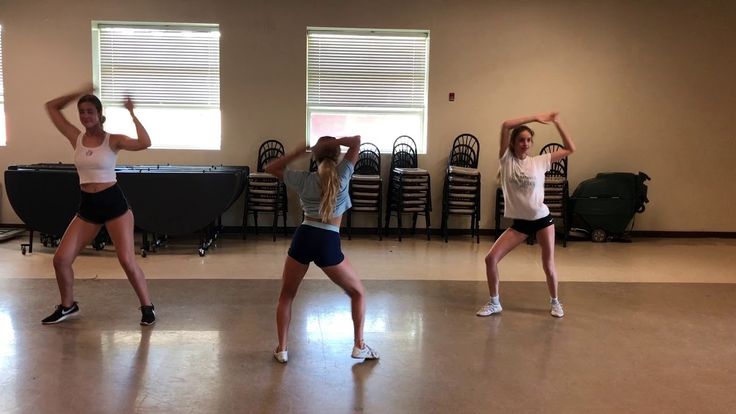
left=123, top=97, right=135, bottom=113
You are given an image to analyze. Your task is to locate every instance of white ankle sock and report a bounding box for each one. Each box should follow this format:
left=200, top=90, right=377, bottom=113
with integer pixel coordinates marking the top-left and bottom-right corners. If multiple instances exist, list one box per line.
left=490, top=295, right=500, bottom=305
left=550, top=297, right=560, bottom=305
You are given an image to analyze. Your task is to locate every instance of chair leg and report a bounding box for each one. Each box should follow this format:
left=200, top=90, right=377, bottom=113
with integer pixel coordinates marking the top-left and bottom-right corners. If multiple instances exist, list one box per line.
left=242, top=197, right=249, bottom=240
left=442, top=212, right=448, bottom=243
left=254, top=211, right=259, bottom=235
left=272, top=210, right=277, bottom=242
left=475, top=212, right=480, bottom=244
left=347, top=210, right=352, bottom=240
left=377, top=210, right=382, bottom=241
left=384, top=206, right=392, bottom=235
left=425, top=209, right=431, bottom=241
left=397, top=211, right=403, bottom=242
left=243, top=202, right=248, bottom=240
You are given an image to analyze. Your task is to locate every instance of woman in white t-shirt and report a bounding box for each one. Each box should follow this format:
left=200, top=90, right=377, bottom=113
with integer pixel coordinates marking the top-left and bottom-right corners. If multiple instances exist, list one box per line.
left=477, top=112, right=576, bottom=318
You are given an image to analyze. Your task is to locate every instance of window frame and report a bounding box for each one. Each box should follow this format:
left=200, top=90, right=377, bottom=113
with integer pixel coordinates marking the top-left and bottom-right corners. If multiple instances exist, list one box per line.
left=306, top=27, right=430, bottom=154
left=0, top=24, right=6, bottom=146
left=91, top=21, right=221, bottom=150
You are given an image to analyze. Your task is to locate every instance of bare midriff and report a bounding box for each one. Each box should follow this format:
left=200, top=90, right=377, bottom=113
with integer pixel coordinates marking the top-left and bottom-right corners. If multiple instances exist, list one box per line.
left=80, top=182, right=116, bottom=193
left=305, top=215, right=343, bottom=227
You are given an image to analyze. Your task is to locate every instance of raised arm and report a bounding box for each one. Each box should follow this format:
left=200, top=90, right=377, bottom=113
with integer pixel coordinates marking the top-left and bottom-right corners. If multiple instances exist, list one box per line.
left=310, top=135, right=361, bottom=164
left=336, top=135, right=361, bottom=164
left=112, top=98, right=152, bottom=152
left=498, top=112, right=557, bottom=158
left=45, top=83, right=94, bottom=147
left=264, top=144, right=310, bottom=180
left=549, top=114, right=575, bottom=163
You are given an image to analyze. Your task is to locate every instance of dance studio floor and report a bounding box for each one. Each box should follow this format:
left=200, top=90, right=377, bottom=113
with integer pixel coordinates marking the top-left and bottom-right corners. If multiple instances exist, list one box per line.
left=1, top=235, right=735, bottom=413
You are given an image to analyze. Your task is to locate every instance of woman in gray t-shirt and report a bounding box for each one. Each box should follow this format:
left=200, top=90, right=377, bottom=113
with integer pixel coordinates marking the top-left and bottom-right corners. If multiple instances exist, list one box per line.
left=265, top=135, right=380, bottom=363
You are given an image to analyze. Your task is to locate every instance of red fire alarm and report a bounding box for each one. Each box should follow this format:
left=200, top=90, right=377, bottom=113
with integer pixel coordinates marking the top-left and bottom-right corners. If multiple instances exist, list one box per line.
left=449, top=92, right=455, bottom=101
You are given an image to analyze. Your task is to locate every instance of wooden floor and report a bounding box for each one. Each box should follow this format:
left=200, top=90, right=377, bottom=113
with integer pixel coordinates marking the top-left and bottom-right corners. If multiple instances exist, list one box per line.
left=1, top=234, right=735, bottom=413
left=1, top=233, right=734, bottom=283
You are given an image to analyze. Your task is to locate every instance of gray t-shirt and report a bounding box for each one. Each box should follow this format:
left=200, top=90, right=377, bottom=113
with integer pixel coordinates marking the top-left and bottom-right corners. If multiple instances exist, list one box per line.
left=283, top=158, right=354, bottom=218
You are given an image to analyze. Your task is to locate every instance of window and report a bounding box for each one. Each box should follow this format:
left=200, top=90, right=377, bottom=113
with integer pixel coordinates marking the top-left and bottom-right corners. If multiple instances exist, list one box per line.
left=307, top=28, right=429, bottom=153
left=92, top=22, right=220, bottom=150
left=0, top=25, right=5, bottom=146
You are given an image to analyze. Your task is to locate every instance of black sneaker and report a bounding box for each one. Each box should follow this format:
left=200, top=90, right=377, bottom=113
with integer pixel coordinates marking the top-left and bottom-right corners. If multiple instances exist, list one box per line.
left=140, top=304, right=156, bottom=326
left=41, top=302, right=80, bottom=324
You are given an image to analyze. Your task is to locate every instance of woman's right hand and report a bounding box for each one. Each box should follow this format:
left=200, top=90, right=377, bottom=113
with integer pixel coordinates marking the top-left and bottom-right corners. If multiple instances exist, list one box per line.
left=535, top=111, right=558, bottom=124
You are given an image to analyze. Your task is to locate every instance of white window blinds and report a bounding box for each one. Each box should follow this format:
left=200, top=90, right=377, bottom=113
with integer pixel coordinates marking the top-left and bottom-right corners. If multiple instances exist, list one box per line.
left=97, top=24, right=220, bottom=108
left=1, top=25, right=6, bottom=146
left=0, top=25, right=4, bottom=103
left=307, top=30, right=429, bottom=110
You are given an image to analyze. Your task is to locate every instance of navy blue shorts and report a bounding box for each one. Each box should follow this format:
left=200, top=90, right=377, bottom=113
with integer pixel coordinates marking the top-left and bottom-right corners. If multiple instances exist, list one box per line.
left=511, top=214, right=554, bottom=236
left=78, top=184, right=130, bottom=224
left=288, top=224, right=344, bottom=267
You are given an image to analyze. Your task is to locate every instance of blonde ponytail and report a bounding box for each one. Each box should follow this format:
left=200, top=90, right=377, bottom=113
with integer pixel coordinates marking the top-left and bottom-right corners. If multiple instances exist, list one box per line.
left=318, top=158, right=340, bottom=222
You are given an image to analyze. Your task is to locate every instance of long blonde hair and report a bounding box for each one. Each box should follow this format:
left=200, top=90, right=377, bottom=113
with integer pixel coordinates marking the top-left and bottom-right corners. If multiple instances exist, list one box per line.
left=314, top=136, right=341, bottom=222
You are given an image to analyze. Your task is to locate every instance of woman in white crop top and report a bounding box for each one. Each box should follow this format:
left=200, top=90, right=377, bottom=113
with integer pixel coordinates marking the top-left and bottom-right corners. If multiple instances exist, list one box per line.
left=477, top=112, right=576, bottom=319
left=42, top=83, right=156, bottom=326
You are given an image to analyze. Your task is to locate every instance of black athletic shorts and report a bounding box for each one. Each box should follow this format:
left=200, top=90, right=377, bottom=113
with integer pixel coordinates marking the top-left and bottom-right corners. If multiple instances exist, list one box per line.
left=511, top=214, right=554, bottom=236
left=77, top=183, right=130, bottom=224
left=288, top=223, right=344, bottom=267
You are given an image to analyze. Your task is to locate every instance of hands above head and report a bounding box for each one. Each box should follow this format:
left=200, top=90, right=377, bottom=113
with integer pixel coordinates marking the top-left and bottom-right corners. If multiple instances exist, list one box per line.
left=123, top=97, right=136, bottom=113
left=80, top=82, right=96, bottom=95
left=535, top=111, right=559, bottom=124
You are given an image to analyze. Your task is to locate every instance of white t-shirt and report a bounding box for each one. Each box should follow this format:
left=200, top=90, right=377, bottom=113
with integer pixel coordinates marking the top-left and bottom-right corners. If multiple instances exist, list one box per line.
left=499, top=149, right=551, bottom=220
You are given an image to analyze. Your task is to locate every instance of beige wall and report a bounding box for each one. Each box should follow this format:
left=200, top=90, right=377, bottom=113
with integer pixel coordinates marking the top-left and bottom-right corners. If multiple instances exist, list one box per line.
left=1, top=0, right=735, bottom=231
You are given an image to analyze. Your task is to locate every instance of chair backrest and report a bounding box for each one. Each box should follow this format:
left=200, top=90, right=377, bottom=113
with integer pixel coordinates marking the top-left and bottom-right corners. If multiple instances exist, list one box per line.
left=354, top=142, right=381, bottom=175
left=448, top=133, right=480, bottom=168
left=257, top=140, right=286, bottom=172
left=390, top=135, right=418, bottom=169
left=539, top=143, right=568, bottom=178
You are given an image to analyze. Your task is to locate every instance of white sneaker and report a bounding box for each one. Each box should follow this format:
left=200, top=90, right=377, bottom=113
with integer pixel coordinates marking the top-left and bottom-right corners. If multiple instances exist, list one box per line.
left=273, top=348, right=288, bottom=363
left=550, top=302, right=564, bottom=318
left=351, top=343, right=380, bottom=360
left=476, top=301, right=503, bottom=316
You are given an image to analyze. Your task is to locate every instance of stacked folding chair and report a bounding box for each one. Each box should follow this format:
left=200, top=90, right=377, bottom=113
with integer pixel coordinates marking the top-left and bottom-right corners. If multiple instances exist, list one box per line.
left=243, top=139, right=288, bottom=241
left=441, top=134, right=481, bottom=243
left=346, top=143, right=383, bottom=240
left=384, top=136, right=431, bottom=241
left=540, top=143, right=570, bottom=247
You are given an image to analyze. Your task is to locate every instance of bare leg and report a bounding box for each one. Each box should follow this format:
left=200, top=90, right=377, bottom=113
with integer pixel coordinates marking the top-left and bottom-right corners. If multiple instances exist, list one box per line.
left=321, top=258, right=366, bottom=348
left=105, top=210, right=152, bottom=306
left=535, top=225, right=559, bottom=298
left=276, top=256, right=309, bottom=352
left=52, top=216, right=103, bottom=307
left=484, top=228, right=528, bottom=297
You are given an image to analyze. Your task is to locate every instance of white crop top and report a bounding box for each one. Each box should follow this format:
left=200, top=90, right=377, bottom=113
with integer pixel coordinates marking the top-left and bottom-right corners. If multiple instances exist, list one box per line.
left=74, top=132, right=118, bottom=184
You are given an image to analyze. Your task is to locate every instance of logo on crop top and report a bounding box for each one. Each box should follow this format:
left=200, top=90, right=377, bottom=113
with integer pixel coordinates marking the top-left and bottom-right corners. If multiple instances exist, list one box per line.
left=85, top=150, right=93, bottom=156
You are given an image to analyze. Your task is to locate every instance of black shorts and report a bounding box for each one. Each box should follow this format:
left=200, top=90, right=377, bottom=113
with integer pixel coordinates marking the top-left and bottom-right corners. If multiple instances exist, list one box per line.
left=288, top=224, right=344, bottom=267
left=511, top=214, right=554, bottom=236
left=78, top=184, right=130, bottom=224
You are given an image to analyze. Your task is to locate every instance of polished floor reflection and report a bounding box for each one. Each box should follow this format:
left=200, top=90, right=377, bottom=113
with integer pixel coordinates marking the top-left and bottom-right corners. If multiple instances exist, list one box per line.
left=2, top=234, right=736, bottom=283
left=1, top=278, right=735, bottom=413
